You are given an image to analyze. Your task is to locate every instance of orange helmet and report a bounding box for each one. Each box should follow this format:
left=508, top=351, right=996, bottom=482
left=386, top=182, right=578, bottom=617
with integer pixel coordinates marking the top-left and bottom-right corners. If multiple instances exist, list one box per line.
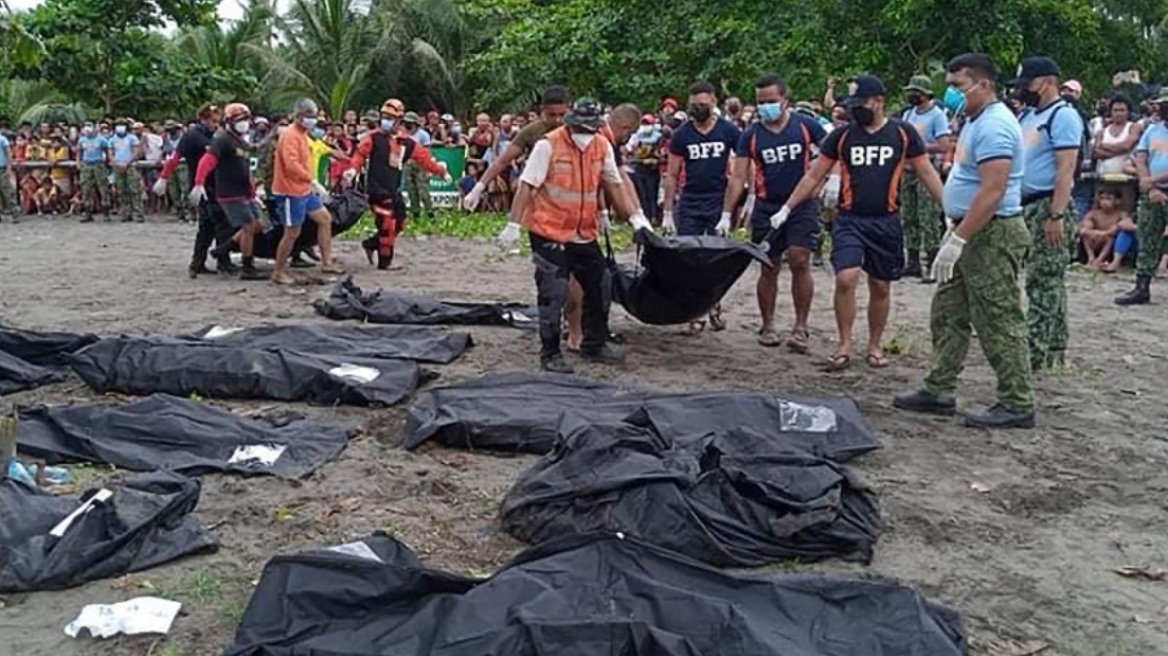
left=224, top=103, right=251, bottom=122
left=380, top=99, right=405, bottom=119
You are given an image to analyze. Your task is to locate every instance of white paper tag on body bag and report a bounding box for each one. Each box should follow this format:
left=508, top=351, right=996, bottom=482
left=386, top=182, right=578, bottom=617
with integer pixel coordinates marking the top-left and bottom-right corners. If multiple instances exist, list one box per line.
left=778, top=401, right=837, bottom=433
left=203, top=325, right=244, bottom=340
left=329, top=364, right=380, bottom=385
left=65, top=597, right=182, bottom=638
left=228, top=444, right=287, bottom=467
left=50, top=489, right=114, bottom=538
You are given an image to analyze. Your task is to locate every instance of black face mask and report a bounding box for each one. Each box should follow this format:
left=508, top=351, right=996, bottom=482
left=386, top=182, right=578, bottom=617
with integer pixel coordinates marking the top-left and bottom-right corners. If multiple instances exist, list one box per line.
left=688, top=104, right=712, bottom=122
left=1016, top=88, right=1041, bottom=107
left=1061, top=93, right=1078, bottom=106
left=852, top=106, right=876, bottom=127
left=907, top=92, right=924, bottom=106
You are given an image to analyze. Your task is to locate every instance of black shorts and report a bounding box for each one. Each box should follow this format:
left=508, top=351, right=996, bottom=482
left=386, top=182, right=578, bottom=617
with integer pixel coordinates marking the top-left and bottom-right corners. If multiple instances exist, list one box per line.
left=751, top=199, right=821, bottom=259
left=676, top=194, right=723, bottom=236
left=831, top=212, right=905, bottom=281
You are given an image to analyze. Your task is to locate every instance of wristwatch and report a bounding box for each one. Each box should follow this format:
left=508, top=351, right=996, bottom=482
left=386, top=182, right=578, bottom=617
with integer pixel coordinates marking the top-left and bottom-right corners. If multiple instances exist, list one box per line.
left=1047, top=211, right=1065, bottom=221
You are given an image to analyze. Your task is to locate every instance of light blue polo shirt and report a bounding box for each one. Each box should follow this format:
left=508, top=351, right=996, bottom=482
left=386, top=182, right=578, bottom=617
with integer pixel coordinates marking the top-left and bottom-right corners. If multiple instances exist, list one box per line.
left=1135, top=122, right=1168, bottom=190
left=943, top=101, right=1024, bottom=219
left=0, top=134, right=9, bottom=168
left=109, top=133, right=140, bottom=166
left=1019, top=99, right=1083, bottom=197
left=79, top=134, right=110, bottom=164
left=901, top=104, right=951, bottom=147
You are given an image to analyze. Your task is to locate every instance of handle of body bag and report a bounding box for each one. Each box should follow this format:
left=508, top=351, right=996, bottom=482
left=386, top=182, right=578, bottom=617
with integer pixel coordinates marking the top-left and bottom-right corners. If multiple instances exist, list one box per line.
left=604, top=228, right=643, bottom=277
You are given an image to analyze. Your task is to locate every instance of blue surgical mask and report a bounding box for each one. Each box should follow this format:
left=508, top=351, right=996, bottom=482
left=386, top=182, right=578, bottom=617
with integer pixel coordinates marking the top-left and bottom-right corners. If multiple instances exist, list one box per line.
left=380, top=118, right=395, bottom=132
left=757, top=102, right=785, bottom=123
left=301, top=117, right=318, bottom=130
left=312, top=127, right=325, bottom=139
left=943, top=85, right=967, bottom=116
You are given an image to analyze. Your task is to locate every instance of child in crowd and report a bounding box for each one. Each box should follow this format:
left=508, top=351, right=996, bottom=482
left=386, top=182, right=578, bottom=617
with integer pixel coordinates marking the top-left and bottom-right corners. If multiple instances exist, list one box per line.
left=458, top=161, right=480, bottom=210
left=1081, top=189, right=1134, bottom=272
left=32, top=176, right=59, bottom=215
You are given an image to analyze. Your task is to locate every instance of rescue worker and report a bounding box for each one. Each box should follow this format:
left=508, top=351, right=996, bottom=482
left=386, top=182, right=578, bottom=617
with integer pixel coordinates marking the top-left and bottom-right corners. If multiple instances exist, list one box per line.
left=344, top=99, right=451, bottom=270
left=497, top=97, right=651, bottom=374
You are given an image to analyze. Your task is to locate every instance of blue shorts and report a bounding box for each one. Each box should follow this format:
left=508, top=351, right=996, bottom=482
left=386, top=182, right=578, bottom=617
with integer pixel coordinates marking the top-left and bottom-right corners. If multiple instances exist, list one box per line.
left=675, top=194, right=723, bottom=236
left=831, top=212, right=905, bottom=281
left=274, top=193, right=324, bottom=228
left=751, top=199, right=821, bottom=259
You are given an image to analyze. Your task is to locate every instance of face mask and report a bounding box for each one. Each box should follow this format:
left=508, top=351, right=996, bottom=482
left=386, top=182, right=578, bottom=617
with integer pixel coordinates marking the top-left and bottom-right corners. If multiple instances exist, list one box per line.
left=233, top=120, right=250, bottom=134
left=852, top=106, right=876, bottom=127
left=907, top=92, right=924, bottom=106
left=82, top=127, right=94, bottom=136
left=380, top=118, right=395, bottom=132
left=1061, top=93, right=1077, bottom=105
left=1017, top=87, right=1041, bottom=107
left=312, top=127, right=325, bottom=139
left=115, top=126, right=127, bottom=136
left=942, top=85, right=967, bottom=115
left=571, top=131, right=596, bottom=149
left=301, top=117, right=318, bottom=130
left=757, top=102, right=784, bottom=124
left=688, top=104, right=712, bottom=123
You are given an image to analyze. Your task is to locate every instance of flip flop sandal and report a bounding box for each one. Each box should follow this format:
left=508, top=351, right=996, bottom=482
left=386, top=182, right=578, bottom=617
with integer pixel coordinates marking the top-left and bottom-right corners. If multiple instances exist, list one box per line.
left=757, top=329, right=783, bottom=348
left=824, top=354, right=851, bottom=372
left=321, top=264, right=346, bottom=275
left=271, top=274, right=296, bottom=286
left=787, top=330, right=810, bottom=354
left=866, top=353, right=890, bottom=369
left=708, top=308, right=728, bottom=332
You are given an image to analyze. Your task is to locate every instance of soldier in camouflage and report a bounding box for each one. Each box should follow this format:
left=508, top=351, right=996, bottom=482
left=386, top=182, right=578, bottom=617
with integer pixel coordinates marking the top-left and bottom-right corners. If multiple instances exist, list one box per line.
left=898, top=74, right=955, bottom=281
left=895, top=53, right=1036, bottom=429
left=1013, top=56, right=1084, bottom=370
left=1116, top=91, right=1168, bottom=306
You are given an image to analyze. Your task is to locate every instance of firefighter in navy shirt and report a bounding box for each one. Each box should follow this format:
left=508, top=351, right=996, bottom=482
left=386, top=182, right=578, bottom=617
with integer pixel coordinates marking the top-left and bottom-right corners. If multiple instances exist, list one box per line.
left=779, top=75, right=944, bottom=371
left=723, top=74, right=826, bottom=353
left=661, top=79, right=741, bottom=331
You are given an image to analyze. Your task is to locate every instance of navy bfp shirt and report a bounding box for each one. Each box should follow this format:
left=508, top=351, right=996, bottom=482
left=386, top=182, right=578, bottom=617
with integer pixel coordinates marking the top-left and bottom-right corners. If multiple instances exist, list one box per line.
left=670, top=117, right=742, bottom=198
left=737, top=114, right=827, bottom=216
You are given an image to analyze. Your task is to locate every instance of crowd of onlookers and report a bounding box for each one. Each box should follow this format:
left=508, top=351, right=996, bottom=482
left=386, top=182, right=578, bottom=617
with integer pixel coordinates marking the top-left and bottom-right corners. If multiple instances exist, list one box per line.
left=2, top=75, right=1167, bottom=277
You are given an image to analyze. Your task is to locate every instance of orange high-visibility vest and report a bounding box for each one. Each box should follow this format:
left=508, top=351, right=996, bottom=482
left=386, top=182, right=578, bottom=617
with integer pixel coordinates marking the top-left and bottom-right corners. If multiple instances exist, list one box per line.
left=528, top=127, right=606, bottom=242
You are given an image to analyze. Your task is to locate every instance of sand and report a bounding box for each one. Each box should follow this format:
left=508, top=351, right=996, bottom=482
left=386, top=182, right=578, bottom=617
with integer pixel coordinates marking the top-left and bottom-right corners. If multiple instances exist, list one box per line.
left=1, top=214, right=1167, bottom=656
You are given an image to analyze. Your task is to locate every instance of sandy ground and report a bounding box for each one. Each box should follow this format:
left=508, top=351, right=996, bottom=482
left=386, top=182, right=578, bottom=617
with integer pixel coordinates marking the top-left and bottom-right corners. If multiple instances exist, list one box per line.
left=1, top=214, right=1167, bottom=656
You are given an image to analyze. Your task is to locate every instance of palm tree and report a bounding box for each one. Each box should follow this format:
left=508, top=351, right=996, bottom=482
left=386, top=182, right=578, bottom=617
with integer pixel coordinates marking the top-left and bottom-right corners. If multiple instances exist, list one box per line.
left=175, top=0, right=275, bottom=76
left=262, top=0, right=390, bottom=118
left=0, top=0, right=44, bottom=76
left=0, top=78, right=90, bottom=124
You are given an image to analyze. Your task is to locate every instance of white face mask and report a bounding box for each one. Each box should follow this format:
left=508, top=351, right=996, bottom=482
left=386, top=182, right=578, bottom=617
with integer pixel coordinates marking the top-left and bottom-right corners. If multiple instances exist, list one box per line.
left=571, top=133, right=595, bottom=149
left=234, top=120, right=251, bottom=134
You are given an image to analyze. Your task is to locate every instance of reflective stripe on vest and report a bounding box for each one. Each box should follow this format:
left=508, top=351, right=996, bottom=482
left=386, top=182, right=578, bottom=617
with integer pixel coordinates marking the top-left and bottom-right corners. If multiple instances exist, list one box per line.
left=528, top=127, right=606, bottom=243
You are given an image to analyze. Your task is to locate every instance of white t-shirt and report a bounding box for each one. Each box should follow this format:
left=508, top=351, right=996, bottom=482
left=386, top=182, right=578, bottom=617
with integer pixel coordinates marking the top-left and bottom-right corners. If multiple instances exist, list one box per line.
left=143, top=133, right=164, bottom=162
left=520, top=135, right=622, bottom=188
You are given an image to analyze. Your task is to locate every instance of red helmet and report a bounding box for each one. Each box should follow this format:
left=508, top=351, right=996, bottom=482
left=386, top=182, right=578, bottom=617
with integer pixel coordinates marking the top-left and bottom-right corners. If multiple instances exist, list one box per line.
left=224, top=103, right=251, bottom=122
left=380, top=99, right=405, bottom=119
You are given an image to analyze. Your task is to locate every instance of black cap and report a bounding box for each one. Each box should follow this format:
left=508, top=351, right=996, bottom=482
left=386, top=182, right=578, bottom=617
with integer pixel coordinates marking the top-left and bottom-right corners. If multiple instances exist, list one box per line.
left=846, top=75, right=886, bottom=105
left=1007, top=56, right=1060, bottom=86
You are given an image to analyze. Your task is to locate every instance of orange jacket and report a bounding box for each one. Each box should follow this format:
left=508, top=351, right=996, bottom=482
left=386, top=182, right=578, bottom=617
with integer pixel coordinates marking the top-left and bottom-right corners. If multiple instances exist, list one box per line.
left=272, top=124, right=315, bottom=196
left=528, top=127, right=608, bottom=243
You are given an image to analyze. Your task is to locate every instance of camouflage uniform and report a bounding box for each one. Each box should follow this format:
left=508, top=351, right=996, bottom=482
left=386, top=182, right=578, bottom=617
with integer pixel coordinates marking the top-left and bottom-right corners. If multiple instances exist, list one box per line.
left=1135, top=193, right=1168, bottom=281
left=0, top=168, right=18, bottom=218
left=79, top=163, right=110, bottom=215
left=112, top=164, right=144, bottom=221
left=1023, top=196, right=1077, bottom=370
left=169, top=161, right=190, bottom=221
left=924, top=215, right=1035, bottom=411
left=404, top=159, right=432, bottom=217
left=900, top=171, right=944, bottom=257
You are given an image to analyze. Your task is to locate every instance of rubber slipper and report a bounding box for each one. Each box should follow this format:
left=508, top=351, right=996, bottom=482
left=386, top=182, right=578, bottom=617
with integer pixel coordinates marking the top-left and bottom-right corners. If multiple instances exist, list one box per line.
left=708, top=309, right=727, bottom=332
left=683, top=321, right=706, bottom=336
left=824, top=354, right=851, bottom=372
left=866, top=353, right=890, bottom=369
left=787, top=330, right=810, bottom=354
left=757, top=329, right=782, bottom=348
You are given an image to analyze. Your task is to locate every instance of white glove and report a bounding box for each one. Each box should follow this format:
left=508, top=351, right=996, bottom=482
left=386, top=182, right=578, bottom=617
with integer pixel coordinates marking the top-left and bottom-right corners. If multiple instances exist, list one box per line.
left=498, top=222, right=522, bottom=250
left=662, top=211, right=677, bottom=235
left=255, top=184, right=266, bottom=201
left=715, top=211, right=732, bottom=237
left=188, top=185, right=207, bottom=205
left=743, top=194, right=756, bottom=220
left=629, top=211, right=652, bottom=233
left=599, top=209, right=612, bottom=232
left=151, top=177, right=168, bottom=197
left=439, top=163, right=452, bottom=185
left=769, top=205, right=792, bottom=230
left=931, top=231, right=967, bottom=285
left=463, top=182, right=486, bottom=211
left=311, top=180, right=330, bottom=201
left=342, top=169, right=357, bottom=184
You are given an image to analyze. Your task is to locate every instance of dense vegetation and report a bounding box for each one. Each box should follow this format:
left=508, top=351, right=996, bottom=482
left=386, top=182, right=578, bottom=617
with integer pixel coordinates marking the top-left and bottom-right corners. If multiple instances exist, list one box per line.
left=3, top=0, right=1168, bottom=123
